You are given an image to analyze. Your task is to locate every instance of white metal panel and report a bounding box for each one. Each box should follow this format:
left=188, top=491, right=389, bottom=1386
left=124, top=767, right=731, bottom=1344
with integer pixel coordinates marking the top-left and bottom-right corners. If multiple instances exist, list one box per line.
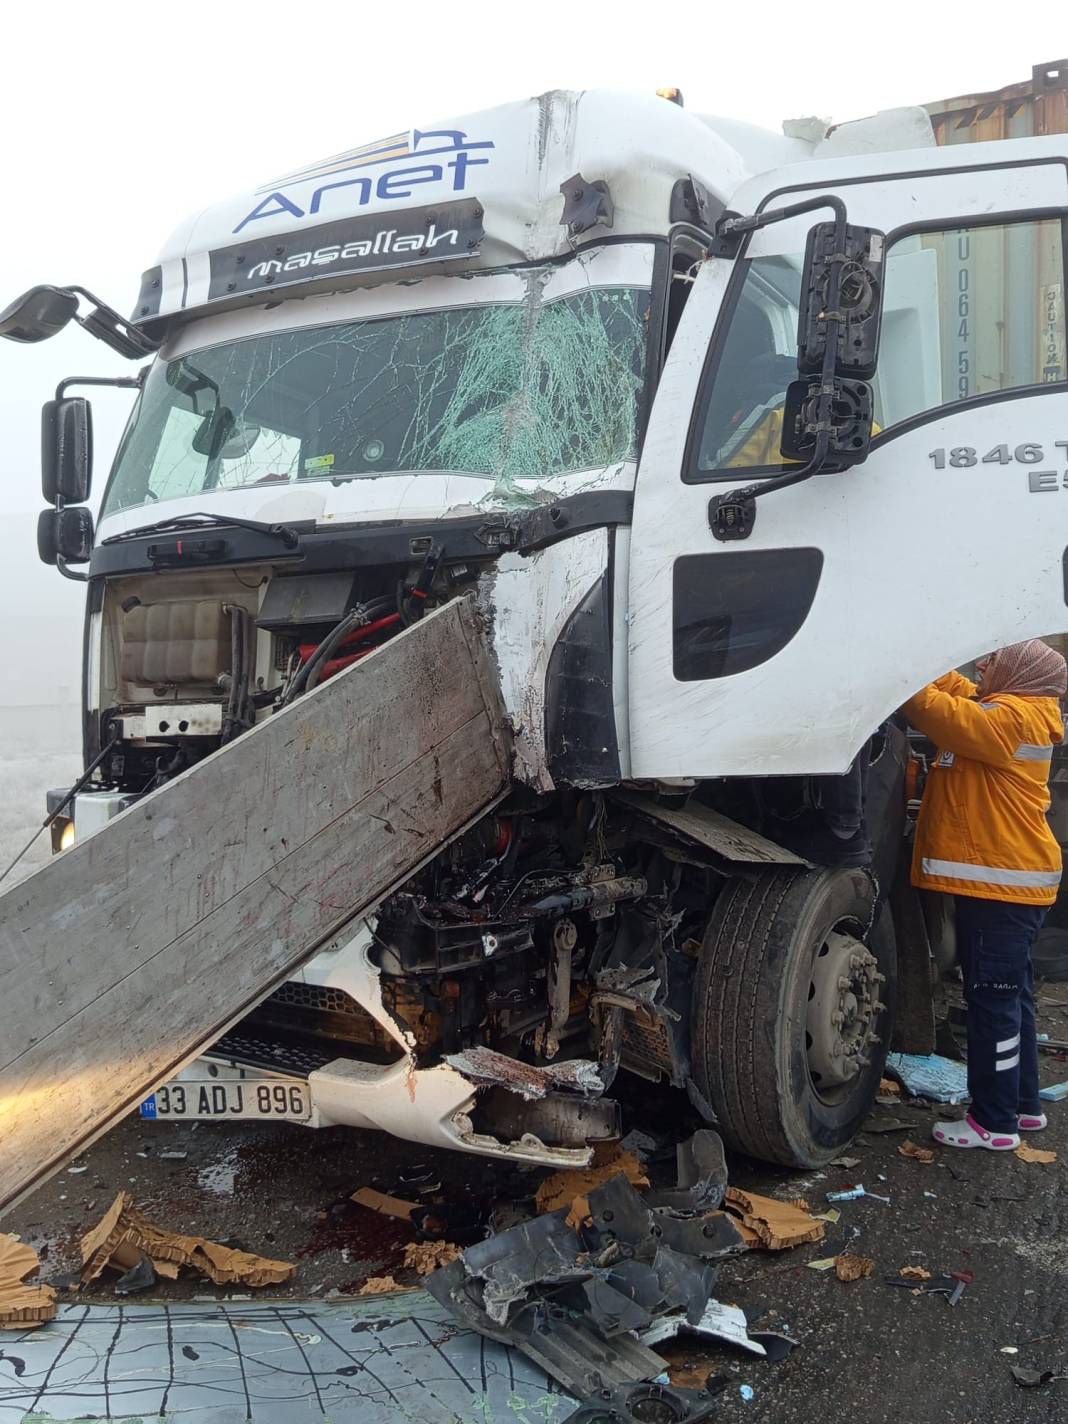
left=627, top=140, right=1068, bottom=779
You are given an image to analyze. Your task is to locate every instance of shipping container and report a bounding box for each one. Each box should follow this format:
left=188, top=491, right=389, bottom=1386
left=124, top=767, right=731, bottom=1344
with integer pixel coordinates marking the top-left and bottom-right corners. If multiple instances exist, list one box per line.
left=926, top=59, right=1068, bottom=143
left=899, top=61, right=1068, bottom=404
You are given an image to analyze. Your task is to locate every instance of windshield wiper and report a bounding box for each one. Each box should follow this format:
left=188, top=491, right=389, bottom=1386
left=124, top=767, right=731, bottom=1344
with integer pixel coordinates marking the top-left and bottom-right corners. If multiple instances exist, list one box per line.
left=103, top=512, right=302, bottom=549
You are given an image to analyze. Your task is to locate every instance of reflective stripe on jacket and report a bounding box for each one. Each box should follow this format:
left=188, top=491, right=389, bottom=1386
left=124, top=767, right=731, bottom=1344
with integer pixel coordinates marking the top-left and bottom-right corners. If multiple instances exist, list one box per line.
left=904, top=669, right=1064, bottom=906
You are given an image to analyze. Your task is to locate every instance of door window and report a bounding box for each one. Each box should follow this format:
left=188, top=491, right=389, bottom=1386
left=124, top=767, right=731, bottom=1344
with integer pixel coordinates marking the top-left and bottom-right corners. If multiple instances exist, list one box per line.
left=687, top=217, right=1067, bottom=480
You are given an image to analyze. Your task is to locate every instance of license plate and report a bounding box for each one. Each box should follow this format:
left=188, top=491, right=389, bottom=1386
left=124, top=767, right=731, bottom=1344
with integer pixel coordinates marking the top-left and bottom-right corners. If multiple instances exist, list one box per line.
left=140, top=1078, right=310, bottom=1122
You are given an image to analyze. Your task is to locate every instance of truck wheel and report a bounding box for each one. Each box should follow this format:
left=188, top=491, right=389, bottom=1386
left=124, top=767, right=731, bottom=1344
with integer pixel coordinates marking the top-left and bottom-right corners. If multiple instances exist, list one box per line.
left=692, top=868, right=896, bottom=1168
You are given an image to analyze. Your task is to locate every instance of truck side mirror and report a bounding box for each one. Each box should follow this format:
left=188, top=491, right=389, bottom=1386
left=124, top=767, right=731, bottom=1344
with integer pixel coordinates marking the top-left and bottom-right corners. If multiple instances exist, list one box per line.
left=780, top=376, right=874, bottom=465
left=37, top=506, right=95, bottom=566
left=42, top=397, right=93, bottom=503
left=0, top=285, right=79, bottom=344
left=797, top=222, right=885, bottom=379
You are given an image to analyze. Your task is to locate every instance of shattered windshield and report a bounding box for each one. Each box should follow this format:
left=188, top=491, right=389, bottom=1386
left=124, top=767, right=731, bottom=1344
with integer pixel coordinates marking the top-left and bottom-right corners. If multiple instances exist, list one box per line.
left=102, top=276, right=651, bottom=516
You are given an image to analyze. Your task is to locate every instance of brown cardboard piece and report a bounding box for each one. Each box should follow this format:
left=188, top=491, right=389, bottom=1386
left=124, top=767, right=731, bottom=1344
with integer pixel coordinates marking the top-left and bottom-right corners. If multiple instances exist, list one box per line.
left=534, top=1151, right=650, bottom=1228
left=351, top=1188, right=419, bottom=1221
left=723, top=1187, right=825, bottom=1250
left=80, top=1193, right=294, bottom=1288
left=0, top=1233, right=57, bottom=1329
left=357, top=1275, right=417, bottom=1296
left=1015, top=1143, right=1057, bottom=1164
left=403, top=1241, right=462, bottom=1274
left=835, top=1253, right=875, bottom=1282
left=898, top=1139, right=935, bottom=1164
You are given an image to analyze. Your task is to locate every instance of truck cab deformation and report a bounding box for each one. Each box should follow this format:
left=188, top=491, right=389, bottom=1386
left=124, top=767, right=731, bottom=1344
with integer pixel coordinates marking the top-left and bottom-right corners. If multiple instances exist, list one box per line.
left=5, top=80, right=1068, bottom=1171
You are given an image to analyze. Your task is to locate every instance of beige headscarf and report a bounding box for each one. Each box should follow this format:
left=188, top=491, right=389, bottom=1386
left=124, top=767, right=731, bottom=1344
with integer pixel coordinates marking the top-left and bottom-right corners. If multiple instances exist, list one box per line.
left=980, top=640, right=1067, bottom=699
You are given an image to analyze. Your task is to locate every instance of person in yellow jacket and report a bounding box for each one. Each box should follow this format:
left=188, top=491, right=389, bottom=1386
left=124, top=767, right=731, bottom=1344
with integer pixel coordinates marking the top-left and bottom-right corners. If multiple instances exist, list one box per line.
left=903, top=639, right=1067, bottom=1151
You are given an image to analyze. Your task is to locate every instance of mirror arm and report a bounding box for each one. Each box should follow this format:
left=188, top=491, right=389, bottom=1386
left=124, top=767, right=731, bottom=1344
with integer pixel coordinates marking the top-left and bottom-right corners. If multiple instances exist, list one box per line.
left=710, top=196, right=851, bottom=542
left=67, top=286, right=159, bottom=360
left=55, top=372, right=145, bottom=400
left=56, top=555, right=88, bottom=583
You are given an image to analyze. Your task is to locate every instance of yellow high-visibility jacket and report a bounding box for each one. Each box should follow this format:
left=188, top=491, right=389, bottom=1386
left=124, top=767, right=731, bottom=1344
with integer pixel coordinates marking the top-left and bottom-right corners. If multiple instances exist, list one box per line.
left=904, top=670, right=1064, bottom=905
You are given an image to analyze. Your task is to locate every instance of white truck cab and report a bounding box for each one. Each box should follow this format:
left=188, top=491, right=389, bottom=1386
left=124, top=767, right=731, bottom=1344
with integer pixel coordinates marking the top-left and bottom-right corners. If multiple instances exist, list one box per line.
left=5, top=87, right=1067, bottom=1171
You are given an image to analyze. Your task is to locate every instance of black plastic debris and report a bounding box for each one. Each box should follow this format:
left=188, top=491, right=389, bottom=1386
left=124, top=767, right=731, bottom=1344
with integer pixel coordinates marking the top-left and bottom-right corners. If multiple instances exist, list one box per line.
left=749, top=1330, right=799, bottom=1362
left=884, top=1272, right=969, bottom=1305
left=113, top=1251, right=156, bottom=1296
left=426, top=1127, right=768, bottom=1399
left=645, top=1130, right=728, bottom=1215
left=1011, top=1366, right=1059, bottom=1388
left=563, top=1380, right=718, bottom=1423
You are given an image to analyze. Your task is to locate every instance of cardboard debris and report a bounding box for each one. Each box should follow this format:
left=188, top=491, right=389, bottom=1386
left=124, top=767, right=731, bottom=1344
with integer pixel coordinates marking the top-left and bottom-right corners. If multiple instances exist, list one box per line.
left=80, top=1193, right=294, bottom=1288
left=403, top=1241, right=462, bottom=1274
left=534, top=1150, right=650, bottom=1228
left=0, top=1233, right=57, bottom=1329
left=723, top=1188, right=824, bottom=1251
left=900, top=1265, right=932, bottom=1281
left=835, top=1253, right=875, bottom=1283
left=357, top=1275, right=417, bottom=1296
left=1015, top=1143, right=1057, bottom=1165
left=351, top=1187, right=419, bottom=1221
left=879, top=1077, right=901, bottom=1097
left=786, top=1197, right=811, bottom=1212
left=899, top=1140, right=935, bottom=1164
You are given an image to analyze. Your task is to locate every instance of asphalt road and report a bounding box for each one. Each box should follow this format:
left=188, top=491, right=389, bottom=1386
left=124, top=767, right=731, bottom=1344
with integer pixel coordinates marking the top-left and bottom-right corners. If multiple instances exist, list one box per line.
left=8, top=995, right=1068, bottom=1424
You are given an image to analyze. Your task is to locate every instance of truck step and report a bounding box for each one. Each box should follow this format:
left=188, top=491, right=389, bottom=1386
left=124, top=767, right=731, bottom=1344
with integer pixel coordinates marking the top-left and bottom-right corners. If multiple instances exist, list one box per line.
left=0, top=598, right=510, bottom=1217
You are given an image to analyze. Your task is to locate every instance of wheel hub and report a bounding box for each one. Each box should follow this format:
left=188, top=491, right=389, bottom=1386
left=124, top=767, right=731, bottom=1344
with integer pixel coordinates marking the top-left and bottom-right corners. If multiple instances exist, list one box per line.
left=806, top=929, right=886, bottom=1088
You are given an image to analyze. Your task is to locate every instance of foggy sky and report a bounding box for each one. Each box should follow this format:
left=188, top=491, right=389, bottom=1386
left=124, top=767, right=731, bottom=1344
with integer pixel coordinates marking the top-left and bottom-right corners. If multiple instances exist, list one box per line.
left=0, top=1, right=1061, bottom=713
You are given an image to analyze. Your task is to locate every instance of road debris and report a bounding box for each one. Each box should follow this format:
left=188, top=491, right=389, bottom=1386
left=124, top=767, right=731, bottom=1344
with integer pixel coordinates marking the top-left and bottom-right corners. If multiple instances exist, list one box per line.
left=535, top=1149, right=650, bottom=1226
left=722, top=1188, right=825, bottom=1250
left=424, top=1128, right=817, bottom=1400
left=1015, top=1143, right=1057, bottom=1164
left=879, top=1077, right=901, bottom=1096
left=1011, top=1365, right=1065, bottom=1388
left=806, top=1257, right=839, bottom=1272
left=564, top=1380, right=719, bottom=1423
left=740, top=1383, right=756, bottom=1402
left=0, top=1234, right=57, bottom=1328
left=402, top=1240, right=463, bottom=1274
left=898, top=1140, right=935, bottom=1164
left=884, top=1053, right=969, bottom=1103
left=80, top=1192, right=294, bottom=1288
left=886, top=1271, right=970, bottom=1304
left=351, top=1187, right=419, bottom=1221
left=826, top=1184, right=890, bottom=1204
left=113, top=1252, right=157, bottom=1296
left=829, top=1156, right=861, bottom=1169
left=835, top=1254, right=875, bottom=1282
left=1039, top=1080, right=1068, bottom=1101
left=899, top=1265, right=932, bottom=1281
left=357, top=1275, right=416, bottom=1296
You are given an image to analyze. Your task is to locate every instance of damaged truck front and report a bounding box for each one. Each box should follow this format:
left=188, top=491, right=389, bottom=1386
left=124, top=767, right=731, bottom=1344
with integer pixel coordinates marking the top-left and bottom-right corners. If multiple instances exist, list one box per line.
left=8, top=85, right=1068, bottom=1172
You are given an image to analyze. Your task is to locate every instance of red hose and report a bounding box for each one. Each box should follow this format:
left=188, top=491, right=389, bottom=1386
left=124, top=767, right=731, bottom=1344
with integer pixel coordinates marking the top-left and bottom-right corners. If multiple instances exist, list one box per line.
left=297, top=612, right=401, bottom=663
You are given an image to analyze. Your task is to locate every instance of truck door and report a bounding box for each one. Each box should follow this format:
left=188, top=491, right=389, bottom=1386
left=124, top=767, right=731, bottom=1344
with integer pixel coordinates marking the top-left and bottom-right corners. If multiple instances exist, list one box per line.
left=627, top=143, right=1068, bottom=779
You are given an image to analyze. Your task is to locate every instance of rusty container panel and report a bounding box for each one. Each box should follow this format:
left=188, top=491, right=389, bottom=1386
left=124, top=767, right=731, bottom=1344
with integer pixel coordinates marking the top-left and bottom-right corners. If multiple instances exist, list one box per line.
left=926, top=60, right=1068, bottom=145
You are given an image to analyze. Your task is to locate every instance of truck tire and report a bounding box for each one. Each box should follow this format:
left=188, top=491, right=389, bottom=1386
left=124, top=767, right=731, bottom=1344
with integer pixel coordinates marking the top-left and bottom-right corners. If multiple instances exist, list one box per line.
left=692, top=867, right=896, bottom=1168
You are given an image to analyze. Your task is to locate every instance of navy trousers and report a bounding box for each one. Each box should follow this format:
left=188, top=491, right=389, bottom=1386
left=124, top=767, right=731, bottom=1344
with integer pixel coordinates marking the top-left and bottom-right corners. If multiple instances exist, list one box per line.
left=955, top=895, right=1046, bottom=1133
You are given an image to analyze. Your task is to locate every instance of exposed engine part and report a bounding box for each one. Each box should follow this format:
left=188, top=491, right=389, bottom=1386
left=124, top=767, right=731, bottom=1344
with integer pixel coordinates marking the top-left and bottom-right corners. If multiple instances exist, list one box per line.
left=536, top=917, right=576, bottom=1060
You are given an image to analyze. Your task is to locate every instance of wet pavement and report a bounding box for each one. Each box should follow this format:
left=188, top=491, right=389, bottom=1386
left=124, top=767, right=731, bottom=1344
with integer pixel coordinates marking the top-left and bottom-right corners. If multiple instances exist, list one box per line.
left=7, top=992, right=1068, bottom=1422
